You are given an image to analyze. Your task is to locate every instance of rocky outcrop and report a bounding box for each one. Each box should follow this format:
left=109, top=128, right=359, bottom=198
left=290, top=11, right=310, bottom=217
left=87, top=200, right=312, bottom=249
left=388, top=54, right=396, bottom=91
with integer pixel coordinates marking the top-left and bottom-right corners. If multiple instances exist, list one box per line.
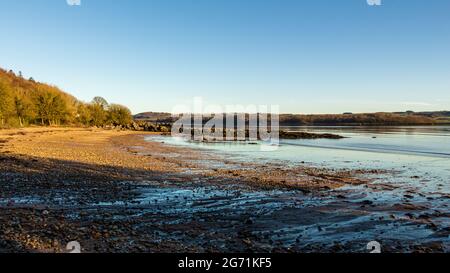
left=279, top=131, right=345, bottom=139
left=175, top=128, right=345, bottom=141
left=102, top=121, right=171, bottom=133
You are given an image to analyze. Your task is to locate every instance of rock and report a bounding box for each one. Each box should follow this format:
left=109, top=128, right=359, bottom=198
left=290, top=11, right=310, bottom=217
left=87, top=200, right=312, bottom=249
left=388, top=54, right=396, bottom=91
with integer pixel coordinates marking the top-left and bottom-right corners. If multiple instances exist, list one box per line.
left=245, top=218, right=254, bottom=225
left=279, top=131, right=345, bottom=140
left=131, top=122, right=141, bottom=131
left=405, top=213, right=415, bottom=219
left=158, top=126, right=170, bottom=133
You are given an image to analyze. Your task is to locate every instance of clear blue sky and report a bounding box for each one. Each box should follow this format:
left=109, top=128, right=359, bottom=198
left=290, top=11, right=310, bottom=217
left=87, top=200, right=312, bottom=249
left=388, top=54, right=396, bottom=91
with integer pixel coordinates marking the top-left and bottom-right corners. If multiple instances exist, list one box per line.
left=1, top=0, right=449, bottom=114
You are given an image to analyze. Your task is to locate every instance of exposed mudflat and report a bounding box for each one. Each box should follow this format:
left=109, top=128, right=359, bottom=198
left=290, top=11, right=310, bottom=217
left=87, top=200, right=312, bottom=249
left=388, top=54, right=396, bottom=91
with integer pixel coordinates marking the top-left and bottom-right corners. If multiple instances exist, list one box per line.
left=0, top=128, right=448, bottom=253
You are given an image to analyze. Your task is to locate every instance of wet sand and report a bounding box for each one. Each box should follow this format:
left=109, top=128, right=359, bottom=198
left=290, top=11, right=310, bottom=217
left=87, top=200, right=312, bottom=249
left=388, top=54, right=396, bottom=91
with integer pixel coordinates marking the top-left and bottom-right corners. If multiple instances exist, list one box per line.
left=0, top=128, right=448, bottom=253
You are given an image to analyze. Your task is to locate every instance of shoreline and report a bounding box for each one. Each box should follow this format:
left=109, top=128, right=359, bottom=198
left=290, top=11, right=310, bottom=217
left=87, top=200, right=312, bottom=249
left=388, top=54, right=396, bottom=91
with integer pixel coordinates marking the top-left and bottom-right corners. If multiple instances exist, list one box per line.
left=0, top=128, right=448, bottom=253
left=0, top=127, right=370, bottom=191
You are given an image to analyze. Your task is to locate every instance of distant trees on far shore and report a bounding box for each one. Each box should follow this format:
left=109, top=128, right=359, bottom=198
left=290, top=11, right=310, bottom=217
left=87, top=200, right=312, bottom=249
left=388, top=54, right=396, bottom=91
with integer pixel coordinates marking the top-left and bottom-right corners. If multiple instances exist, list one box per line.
left=0, top=68, right=133, bottom=128
left=278, top=113, right=436, bottom=126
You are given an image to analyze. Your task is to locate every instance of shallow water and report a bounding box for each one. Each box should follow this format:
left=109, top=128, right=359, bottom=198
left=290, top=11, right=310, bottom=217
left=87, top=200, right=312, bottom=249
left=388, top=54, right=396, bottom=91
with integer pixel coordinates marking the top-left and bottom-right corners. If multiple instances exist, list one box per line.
left=141, top=126, right=449, bottom=251
left=146, top=126, right=450, bottom=195
left=2, top=127, right=448, bottom=252
left=93, top=181, right=449, bottom=252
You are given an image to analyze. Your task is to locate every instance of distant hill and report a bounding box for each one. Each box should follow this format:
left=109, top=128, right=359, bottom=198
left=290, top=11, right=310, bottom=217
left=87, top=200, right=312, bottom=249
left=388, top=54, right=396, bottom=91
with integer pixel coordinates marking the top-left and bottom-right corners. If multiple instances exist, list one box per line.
left=134, top=111, right=450, bottom=126
left=278, top=112, right=439, bottom=126
left=134, top=112, right=173, bottom=123
left=397, top=111, right=450, bottom=124
left=402, top=111, right=450, bottom=117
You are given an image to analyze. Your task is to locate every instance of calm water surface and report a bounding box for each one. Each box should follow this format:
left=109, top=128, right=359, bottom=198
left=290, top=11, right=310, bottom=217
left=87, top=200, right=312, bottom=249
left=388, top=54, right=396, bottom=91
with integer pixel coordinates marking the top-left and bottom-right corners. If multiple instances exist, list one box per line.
left=141, top=126, right=450, bottom=250
left=146, top=126, right=450, bottom=195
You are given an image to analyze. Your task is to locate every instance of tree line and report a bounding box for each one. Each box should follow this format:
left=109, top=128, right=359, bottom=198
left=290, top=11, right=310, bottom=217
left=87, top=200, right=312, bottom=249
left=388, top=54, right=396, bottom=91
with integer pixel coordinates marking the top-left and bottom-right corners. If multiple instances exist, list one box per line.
left=135, top=111, right=437, bottom=127
left=0, top=68, right=132, bottom=128
left=279, top=113, right=435, bottom=126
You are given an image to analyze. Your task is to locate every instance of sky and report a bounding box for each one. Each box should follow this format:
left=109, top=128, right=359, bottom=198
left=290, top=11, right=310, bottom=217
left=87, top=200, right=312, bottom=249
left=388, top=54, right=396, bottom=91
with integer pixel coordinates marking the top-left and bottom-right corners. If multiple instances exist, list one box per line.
left=1, top=0, right=449, bottom=114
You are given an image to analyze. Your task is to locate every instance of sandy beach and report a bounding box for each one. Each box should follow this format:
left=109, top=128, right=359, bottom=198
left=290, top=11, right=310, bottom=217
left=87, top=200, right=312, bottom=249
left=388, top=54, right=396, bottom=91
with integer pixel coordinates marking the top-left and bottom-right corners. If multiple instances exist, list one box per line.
left=0, top=128, right=448, bottom=253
